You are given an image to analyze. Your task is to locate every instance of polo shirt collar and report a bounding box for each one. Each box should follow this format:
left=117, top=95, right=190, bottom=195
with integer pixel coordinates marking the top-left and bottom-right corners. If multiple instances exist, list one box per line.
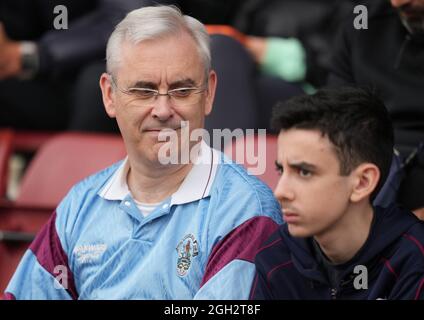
left=98, top=140, right=219, bottom=205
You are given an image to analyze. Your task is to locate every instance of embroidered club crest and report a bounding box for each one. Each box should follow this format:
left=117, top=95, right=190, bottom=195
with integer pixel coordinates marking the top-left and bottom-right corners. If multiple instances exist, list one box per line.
left=176, top=234, right=199, bottom=276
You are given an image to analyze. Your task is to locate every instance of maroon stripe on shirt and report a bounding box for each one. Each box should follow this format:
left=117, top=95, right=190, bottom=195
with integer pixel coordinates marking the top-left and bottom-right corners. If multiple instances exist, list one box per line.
left=249, top=274, right=260, bottom=300
left=29, top=211, right=78, bottom=299
left=200, top=216, right=279, bottom=287
left=403, top=234, right=424, bottom=256
left=266, top=260, right=293, bottom=284
left=2, top=292, right=16, bottom=300
left=256, top=238, right=283, bottom=255
left=381, top=257, right=399, bottom=279
left=415, top=277, right=424, bottom=300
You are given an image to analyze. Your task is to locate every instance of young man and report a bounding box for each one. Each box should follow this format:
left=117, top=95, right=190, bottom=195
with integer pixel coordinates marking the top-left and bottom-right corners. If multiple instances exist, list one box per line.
left=250, top=87, right=424, bottom=300
left=3, top=6, right=282, bottom=300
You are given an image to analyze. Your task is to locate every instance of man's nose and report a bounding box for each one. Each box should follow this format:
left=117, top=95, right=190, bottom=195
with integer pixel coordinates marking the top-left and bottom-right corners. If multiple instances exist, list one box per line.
left=151, top=95, right=174, bottom=121
left=274, top=174, right=295, bottom=203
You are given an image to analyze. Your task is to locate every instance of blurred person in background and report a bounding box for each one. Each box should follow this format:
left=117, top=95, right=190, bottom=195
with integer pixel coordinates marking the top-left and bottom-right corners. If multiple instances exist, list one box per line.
left=328, top=0, right=424, bottom=218
left=0, top=0, right=143, bottom=133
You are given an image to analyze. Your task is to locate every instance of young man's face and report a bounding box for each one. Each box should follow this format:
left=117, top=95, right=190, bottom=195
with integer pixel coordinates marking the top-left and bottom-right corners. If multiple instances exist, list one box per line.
left=274, top=129, right=356, bottom=238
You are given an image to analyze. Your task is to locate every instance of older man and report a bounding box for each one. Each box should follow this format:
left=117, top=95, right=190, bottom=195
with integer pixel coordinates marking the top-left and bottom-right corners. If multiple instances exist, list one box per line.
left=4, top=6, right=282, bottom=299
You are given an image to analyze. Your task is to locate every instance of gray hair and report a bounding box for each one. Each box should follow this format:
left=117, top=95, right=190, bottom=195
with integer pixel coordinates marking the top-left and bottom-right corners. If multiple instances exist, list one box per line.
left=106, top=5, right=211, bottom=77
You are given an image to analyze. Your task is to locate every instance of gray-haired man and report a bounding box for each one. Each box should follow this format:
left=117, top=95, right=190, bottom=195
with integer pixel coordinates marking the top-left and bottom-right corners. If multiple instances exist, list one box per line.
left=4, top=6, right=282, bottom=300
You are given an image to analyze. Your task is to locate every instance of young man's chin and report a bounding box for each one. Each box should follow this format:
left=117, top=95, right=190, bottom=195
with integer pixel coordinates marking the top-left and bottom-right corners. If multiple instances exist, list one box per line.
left=287, top=224, right=312, bottom=238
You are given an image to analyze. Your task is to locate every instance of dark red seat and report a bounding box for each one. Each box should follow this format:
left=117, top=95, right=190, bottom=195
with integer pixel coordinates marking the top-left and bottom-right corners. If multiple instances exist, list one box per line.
left=0, top=130, right=13, bottom=199
left=224, top=134, right=279, bottom=190
left=16, top=132, right=126, bottom=208
left=13, top=131, right=58, bottom=153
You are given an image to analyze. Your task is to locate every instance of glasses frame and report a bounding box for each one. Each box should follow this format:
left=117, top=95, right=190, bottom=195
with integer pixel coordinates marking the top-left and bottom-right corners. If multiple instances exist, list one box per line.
left=108, top=74, right=208, bottom=105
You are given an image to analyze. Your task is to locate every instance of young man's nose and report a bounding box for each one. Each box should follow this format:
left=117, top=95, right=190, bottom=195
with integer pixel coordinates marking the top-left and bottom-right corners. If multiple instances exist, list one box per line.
left=274, top=174, right=295, bottom=203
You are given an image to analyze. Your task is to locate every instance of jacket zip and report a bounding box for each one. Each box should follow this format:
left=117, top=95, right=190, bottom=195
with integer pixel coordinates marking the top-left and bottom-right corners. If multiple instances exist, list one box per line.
left=330, top=288, right=337, bottom=300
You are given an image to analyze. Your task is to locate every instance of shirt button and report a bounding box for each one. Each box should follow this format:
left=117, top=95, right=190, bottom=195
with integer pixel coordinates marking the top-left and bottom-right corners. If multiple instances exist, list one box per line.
left=124, top=201, right=131, bottom=207
left=162, top=203, right=168, bottom=209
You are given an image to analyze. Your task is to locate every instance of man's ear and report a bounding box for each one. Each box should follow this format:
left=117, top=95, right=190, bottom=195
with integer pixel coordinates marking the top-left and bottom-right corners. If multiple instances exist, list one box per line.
left=204, top=70, right=217, bottom=116
left=350, top=163, right=380, bottom=203
left=99, top=73, right=117, bottom=118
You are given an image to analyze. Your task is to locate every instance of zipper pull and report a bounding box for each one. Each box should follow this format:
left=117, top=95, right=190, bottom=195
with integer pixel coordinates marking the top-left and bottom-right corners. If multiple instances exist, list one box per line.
left=330, top=288, right=337, bottom=300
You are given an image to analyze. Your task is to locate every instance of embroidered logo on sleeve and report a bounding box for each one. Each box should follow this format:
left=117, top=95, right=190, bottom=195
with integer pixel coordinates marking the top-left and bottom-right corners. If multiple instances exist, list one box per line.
left=73, top=244, right=107, bottom=264
left=176, top=234, right=199, bottom=277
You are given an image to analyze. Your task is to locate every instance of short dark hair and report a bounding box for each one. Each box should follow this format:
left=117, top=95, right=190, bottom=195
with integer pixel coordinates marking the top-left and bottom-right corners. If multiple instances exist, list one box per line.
left=271, top=86, right=394, bottom=200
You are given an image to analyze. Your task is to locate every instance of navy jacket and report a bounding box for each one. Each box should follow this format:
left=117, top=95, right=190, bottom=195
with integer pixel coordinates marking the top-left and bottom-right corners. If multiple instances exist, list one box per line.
left=328, top=0, right=424, bottom=150
left=251, top=204, right=424, bottom=300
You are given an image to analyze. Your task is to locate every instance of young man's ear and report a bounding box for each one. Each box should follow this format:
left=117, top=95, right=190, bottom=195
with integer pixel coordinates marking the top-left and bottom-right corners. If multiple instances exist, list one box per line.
left=99, top=73, right=117, bottom=118
left=350, top=163, right=380, bottom=203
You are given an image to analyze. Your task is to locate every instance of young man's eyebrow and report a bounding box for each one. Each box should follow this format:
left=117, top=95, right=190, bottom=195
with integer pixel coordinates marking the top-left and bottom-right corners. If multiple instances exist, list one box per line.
left=288, top=161, right=318, bottom=171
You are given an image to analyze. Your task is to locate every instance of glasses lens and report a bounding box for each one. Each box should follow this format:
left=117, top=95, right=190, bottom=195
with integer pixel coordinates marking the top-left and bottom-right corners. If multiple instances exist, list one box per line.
left=130, top=88, right=205, bottom=107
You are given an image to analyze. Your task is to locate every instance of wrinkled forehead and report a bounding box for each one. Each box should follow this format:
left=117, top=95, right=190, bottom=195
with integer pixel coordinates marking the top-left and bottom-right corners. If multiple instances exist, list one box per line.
left=115, top=33, right=206, bottom=84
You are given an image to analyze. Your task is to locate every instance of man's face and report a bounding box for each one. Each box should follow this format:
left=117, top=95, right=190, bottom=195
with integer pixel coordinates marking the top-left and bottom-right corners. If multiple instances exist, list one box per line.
left=391, top=0, right=424, bottom=35
left=274, top=129, right=355, bottom=238
left=101, top=32, right=216, bottom=166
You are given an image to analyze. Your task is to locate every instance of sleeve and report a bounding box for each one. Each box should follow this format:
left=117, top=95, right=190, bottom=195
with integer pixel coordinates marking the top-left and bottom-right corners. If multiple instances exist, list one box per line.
left=249, top=269, right=273, bottom=300
left=388, top=272, right=424, bottom=300
left=3, top=211, right=77, bottom=300
left=2, top=183, right=83, bottom=301
left=386, top=231, right=424, bottom=300
left=414, top=276, right=424, bottom=300
left=193, top=216, right=280, bottom=299
left=415, top=278, right=424, bottom=300
left=37, top=0, right=151, bottom=76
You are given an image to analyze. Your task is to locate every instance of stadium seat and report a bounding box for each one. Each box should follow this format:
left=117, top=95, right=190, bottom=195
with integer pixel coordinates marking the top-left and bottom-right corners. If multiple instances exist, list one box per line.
left=16, top=132, right=126, bottom=208
left=224, top=134, right=279, bottom=190
left=206, top=25, right=247, bottom=46
left=0, top=130, right=13, bottom=200
left=13, top=130, right=58, bottom=153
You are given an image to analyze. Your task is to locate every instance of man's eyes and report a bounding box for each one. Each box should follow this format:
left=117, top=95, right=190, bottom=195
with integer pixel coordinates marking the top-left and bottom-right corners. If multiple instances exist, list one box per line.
left=128, top=88, right=156, bottom=98
left=298, top=168, right=312, bottom=178
left=170, top=88, right=192, bottom=97
left=126, top=88, right=194, bottom=98
left=275, top=162, right=283, bottom=175
left=275, top=162, right=313, bottom=178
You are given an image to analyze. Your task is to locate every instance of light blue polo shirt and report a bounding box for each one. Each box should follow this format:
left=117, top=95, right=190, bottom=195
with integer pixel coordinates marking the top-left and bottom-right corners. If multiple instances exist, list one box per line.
left=5, top=141, right=282, bottom=299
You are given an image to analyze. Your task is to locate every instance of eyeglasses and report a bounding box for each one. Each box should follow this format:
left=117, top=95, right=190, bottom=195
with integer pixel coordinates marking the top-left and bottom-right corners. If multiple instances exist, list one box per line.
left=109, top=75, right=207, bottom=107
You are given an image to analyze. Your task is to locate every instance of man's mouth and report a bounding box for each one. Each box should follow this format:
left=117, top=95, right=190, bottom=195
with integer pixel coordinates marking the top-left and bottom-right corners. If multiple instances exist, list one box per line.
left=282, top=209, right=301, bottom=223
left=144, top=127, right=181, bottom=132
